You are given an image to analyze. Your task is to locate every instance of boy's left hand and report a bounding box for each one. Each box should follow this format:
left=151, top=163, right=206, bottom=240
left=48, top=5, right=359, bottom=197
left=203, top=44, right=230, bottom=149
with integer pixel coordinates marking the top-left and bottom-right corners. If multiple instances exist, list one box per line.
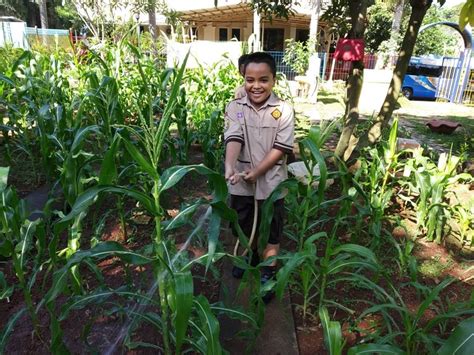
left=243, top=169, right=258, bottom=184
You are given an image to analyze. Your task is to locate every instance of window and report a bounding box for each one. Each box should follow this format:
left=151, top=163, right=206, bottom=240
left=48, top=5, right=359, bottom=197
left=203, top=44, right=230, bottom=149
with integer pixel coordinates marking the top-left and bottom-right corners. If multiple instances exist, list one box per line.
left=295, top=29, right=309, bottom=42
left=231, top=28, right=241, bottom=40
left=263, top=28, right=284, bottom=51
left=219, top=28, right=228, bottom=41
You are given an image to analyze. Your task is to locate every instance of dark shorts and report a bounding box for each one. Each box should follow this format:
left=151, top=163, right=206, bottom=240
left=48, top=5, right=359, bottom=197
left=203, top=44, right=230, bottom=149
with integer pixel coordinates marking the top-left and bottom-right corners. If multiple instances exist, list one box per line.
left=230, top=195, right=285, bottom=245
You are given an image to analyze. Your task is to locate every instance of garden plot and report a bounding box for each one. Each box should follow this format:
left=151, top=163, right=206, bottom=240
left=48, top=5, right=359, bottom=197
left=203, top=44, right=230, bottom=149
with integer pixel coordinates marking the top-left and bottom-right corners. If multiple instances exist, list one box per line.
left=0, top=43, right=473, bottom=354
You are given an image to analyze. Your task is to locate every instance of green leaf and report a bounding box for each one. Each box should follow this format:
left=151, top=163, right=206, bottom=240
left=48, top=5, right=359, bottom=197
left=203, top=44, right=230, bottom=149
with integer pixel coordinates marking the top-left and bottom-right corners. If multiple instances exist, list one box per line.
left=45, top=242, right=155, bottom=305
left=331, top=244, right=378, bottom=265
left=16, top=219, right=40, bottom=271
left=415, top=278, right=454, bottom=325
left=193, top=295, right=222, bottom=355
left=300, top=138, right=327, bottom=204
left=0, top=272, right=13, bottom=300
left=0, top=307, right=26, bottom=353
left=121, top=137, right=158, bottom=180
left=173, top=272, right=193, bottom=354
left=275, top=252, right=309, bottom=299
left=165, top=203, right=203, bottom=231
left=206, top=208, right=221, bottom=269
left=99, top=135, right=120, bottom=185
left=55, top=185, right=155, bottom=234
left=71, top=125, right=100, bottom=154
left=348, top=343, right=405, bottom=354
left=159, top=165, right=227, bottom=201
left=438, top=316, right=474, bottom=355
left=319, top=306, right=343, bottom=355
left=0, top=167, right=9, bottom=191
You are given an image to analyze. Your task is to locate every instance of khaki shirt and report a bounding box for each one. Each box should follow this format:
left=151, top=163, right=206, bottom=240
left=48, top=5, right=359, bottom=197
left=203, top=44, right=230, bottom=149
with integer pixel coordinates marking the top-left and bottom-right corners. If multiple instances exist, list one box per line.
left=234, top=84, right=246, bottom=99
left=224, top=92, right=295, bottom=200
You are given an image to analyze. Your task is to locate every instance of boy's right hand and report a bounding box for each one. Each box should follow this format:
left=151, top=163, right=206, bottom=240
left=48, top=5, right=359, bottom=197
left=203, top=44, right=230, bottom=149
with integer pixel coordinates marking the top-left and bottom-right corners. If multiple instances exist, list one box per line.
left=225, top=167, right=242, bottom=185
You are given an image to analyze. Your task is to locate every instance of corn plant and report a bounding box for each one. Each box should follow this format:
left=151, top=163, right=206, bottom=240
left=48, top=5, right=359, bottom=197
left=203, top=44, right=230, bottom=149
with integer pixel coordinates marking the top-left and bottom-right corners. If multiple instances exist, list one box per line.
left=184, top=58, right=240, bottom=170
left=451, top=202, right=474, bottom=246
left=400, top=150, right=471, bottom=243
left=352, top=118, right=401, bottom=247
left=42, top=48, right=254, bottom=353
left=349, top=278, right=474, bottom=354
left=258, top=133, right=380, bottom=320
left=0, top=168, right=49, bottom=343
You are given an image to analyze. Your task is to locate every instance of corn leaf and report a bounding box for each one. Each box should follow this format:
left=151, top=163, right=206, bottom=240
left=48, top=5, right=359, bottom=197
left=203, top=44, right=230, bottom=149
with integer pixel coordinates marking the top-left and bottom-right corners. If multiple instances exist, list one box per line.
left=319, top=306, right=343, bottom=355
left=121, top=137, right=158, bottom=180
left=438, top=316, right=474, bottom=355
left=0, top=167, right=8, bottom=191
left=348, top=343, right=405, bottom=354
left=0, top=307, right=26, bottom=353
left=173, top=271, right=193, bottom=354
left=193, top=295, right=222, bottom=355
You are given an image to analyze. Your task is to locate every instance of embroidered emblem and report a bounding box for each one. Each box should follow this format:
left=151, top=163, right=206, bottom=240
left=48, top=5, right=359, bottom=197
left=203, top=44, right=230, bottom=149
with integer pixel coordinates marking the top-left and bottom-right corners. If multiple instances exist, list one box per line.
left=271, top=108, right=282, bottom=120
left=237, top=112, right=244, bottom=119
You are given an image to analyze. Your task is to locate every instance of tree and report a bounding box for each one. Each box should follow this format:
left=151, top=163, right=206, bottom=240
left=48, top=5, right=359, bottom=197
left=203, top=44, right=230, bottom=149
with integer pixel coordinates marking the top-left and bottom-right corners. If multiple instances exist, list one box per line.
left=357, top=0, right=434, bottom=150
left=39, top=0, right=48, bottom=28
left=459, top=0, right=474, bottom=29
left=412, top=4, right=461, bottom=56
left=334, top=0, right=369, bottom=160
left=365, top=3, right=392, bottom=52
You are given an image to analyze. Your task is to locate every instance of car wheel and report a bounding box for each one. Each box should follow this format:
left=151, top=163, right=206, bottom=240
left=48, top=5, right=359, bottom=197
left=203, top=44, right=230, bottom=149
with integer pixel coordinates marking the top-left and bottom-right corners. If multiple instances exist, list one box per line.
left=402, top=87, right=413, bottom=100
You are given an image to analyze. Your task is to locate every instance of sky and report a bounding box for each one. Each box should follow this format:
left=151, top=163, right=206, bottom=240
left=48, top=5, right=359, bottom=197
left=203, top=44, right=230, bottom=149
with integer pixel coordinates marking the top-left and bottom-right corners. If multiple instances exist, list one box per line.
left=443, top=0, right=465, bottom=8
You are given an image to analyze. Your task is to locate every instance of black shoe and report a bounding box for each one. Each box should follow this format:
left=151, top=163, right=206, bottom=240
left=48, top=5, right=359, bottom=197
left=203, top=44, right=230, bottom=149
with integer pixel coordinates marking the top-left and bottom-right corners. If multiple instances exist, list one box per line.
left=260, top=266, right=276, bottom=304
left=232, top=252, right=260, bottom=279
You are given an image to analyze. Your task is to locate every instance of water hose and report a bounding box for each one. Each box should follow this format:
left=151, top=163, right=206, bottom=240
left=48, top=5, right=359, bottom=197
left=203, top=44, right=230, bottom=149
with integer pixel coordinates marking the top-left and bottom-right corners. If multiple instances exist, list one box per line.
left=232, top=174, right=258, bottom=257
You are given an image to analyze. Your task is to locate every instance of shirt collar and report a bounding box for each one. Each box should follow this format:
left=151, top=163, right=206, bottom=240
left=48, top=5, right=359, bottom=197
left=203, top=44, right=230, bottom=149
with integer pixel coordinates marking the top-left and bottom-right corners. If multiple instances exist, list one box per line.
left=238, top=92, right=280, bottom=109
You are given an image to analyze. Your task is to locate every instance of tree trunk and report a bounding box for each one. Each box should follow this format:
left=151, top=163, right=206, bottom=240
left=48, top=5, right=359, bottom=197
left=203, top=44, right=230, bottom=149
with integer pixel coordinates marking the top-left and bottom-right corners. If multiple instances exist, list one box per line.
left=334, top=0, right=367, bottom=160
left=391, top=0, right=404, bottom=34
left=148, top=1, right=158, bottom=45
left=39, top=0, right=48, bottom=29
left=359, top=0, right=432, bottom=147
left=308, top=0, right=321, bottom=45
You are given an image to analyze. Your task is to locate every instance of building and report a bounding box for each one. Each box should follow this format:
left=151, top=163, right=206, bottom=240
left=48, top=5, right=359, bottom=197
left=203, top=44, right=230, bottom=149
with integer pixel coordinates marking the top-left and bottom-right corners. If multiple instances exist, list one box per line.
left=167, top=0, right=331, bottom=51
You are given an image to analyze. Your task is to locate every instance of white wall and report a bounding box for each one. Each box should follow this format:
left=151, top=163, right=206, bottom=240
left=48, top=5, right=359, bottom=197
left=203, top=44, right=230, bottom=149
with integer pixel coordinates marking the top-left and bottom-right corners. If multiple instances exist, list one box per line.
left=0, top=21, right=28, bottom=49
left=167, top=40, right=241, bottom=68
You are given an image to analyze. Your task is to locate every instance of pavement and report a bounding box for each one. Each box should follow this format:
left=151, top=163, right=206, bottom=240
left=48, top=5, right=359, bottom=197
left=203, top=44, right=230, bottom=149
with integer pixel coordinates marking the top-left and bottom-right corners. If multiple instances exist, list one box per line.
left=218, top=230, right=299, bottom=355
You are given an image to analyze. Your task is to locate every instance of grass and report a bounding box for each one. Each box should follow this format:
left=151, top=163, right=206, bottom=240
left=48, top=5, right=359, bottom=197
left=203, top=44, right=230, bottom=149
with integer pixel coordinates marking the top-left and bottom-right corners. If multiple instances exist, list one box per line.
left=399, top=114, right=474, bottom=157
left=418, top=255, right=454, bottom=278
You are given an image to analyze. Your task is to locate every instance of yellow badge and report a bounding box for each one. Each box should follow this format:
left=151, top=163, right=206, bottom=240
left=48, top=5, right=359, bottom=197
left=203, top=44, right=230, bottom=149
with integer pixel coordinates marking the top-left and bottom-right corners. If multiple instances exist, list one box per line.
left=271, top=108, right=282, bottom=120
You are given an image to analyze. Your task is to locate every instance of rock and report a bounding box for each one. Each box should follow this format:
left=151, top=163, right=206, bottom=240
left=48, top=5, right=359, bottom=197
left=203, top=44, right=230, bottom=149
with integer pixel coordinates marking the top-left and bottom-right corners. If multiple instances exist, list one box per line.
left=392, top=226, right=407, bottom=239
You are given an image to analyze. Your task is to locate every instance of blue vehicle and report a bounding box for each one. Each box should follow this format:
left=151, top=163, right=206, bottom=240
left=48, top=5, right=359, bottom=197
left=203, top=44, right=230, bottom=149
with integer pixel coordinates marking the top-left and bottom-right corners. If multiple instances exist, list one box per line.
left=401, top=57, right=443, bottom=100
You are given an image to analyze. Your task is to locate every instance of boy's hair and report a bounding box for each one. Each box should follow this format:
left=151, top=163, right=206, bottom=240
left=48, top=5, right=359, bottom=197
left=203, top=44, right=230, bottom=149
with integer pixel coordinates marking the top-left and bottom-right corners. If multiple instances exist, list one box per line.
left=238, top=54, right=250, bottom=68
left=243, top=52, right=277, bottom=77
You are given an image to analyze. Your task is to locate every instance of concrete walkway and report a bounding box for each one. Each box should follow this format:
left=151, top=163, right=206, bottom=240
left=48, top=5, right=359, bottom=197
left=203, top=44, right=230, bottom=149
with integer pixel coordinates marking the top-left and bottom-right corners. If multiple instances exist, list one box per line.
left=219, top=231, right=299, bottom=354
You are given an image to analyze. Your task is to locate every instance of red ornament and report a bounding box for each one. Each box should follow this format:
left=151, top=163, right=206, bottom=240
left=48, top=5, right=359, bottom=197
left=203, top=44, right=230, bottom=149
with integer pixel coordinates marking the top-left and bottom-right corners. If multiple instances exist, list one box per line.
left=334, top=39, right=365, bottom=61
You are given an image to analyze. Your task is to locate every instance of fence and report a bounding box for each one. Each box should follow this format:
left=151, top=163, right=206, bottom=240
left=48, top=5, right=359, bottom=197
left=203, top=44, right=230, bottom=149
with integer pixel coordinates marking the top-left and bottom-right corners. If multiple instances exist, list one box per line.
left=462, top=70, right=474, bottom=106
left=25, top=27, right=71, bottom=50
left=265, top=51, right=400, bottom=82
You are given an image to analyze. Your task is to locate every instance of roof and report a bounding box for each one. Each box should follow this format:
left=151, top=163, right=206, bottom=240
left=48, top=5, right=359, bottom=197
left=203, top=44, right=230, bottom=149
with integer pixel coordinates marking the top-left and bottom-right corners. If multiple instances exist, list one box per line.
left=0, top=16, right=24, bottom=22
left=179, top=2, right=314, bottom=27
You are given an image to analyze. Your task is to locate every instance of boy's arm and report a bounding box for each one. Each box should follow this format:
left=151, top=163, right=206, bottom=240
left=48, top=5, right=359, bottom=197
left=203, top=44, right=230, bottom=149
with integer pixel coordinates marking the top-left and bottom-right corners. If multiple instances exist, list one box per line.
left=243, top=149, right=284, bottom=184
left=223, top=102, right=244, bottom=185
left=225, top=141, right=243, bottom=185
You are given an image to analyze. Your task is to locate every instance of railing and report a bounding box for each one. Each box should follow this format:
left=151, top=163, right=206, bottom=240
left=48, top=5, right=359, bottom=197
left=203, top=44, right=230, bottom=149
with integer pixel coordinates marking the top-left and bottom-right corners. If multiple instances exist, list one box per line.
left=25, top=27, right=71, bottom=49
left=265, top=51, right=399, bottom=81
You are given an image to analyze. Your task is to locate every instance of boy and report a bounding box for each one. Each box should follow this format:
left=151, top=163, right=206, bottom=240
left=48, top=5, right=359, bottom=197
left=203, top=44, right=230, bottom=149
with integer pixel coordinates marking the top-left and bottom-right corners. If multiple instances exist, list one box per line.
left=224, top=52, right=295, bottom=303
left=234, top=54, right=249, bottom=99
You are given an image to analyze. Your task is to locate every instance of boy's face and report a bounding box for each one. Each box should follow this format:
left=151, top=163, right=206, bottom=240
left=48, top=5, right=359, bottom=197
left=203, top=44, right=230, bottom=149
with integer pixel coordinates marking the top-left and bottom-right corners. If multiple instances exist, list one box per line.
left=244, top=62, right=275, bottom=109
